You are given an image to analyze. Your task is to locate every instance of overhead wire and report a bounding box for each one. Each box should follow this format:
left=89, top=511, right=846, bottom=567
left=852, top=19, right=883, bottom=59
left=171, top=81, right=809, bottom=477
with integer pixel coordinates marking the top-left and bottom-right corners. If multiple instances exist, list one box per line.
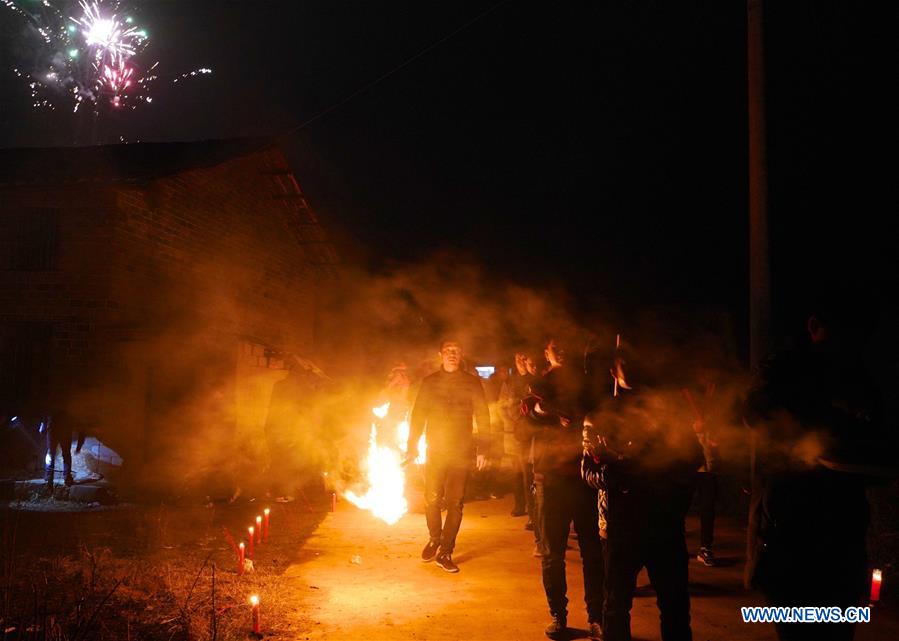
left=280, top=0, right=510, bottom=139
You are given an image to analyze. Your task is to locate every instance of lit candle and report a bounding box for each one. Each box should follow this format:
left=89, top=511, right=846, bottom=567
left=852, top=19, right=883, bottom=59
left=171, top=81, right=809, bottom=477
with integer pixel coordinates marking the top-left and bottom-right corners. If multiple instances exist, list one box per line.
left=238, top=542, right=245, bottom=575
left=263, top=508, right=270, bottom=541
left=871, top=569, right=883, bottom=602
left=255, top=516, right=263, bottom=544
left=249, top=594, right=260, bottom=634
left=331, top=491, right=337, bottom=512
left=247, top=527, right=254, bottom=559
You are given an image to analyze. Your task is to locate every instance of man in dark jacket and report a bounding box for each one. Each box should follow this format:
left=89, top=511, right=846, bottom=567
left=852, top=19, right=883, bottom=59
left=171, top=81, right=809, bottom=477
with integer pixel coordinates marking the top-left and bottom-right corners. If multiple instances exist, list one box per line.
left=406, top=339, right=489, bottom=573
left=527, top=338, right=604, bottom=640
left=582, top=342, right=701, bottom=641
left=743, top=300, right=884, bottom=641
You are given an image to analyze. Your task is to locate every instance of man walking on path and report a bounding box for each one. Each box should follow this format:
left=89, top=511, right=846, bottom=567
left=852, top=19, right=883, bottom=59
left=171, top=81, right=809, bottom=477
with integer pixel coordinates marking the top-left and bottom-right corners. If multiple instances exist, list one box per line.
left=407, top=339, right=489, bottom=573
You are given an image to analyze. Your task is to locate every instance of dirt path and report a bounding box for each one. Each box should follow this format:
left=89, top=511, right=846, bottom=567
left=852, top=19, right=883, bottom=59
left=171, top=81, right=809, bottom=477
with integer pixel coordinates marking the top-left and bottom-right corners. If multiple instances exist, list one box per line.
left=280, top=496, right=897, bottom=641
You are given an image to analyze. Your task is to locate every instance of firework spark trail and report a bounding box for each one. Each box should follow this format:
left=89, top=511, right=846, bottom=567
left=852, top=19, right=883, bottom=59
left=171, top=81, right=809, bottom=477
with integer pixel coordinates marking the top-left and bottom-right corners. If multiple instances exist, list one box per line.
left=71, top=0, right=143, bottom=65
left=2, top=0, right=212, bottom=114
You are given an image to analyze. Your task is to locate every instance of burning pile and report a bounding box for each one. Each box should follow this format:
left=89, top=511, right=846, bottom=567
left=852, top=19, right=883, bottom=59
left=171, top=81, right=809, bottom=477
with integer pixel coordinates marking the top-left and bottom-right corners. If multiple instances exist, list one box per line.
left=344, top=402, right=425, bottom=525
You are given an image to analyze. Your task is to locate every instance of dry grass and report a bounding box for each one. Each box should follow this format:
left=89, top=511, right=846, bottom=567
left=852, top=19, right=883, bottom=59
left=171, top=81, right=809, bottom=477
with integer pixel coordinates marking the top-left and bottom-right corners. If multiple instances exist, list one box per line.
left=1, top=500, right=326, bottom=640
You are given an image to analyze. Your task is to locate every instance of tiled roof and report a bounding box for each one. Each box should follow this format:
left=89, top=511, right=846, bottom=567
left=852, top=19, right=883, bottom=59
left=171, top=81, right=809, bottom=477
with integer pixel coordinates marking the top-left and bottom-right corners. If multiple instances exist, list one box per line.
left=0, top=137, right=274, bottom=186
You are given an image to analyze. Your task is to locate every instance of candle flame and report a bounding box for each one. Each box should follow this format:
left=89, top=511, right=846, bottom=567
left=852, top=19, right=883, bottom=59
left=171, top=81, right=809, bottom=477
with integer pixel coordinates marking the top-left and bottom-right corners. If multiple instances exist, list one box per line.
left=249, top=594, right=259, bottom=606
left=264, top=508, right=270, bottom=515
left=239, top=542, right=245, bottom=549
left=372, top=402, right=390, bottom=419
left=873, top=569, right=882, bottom=582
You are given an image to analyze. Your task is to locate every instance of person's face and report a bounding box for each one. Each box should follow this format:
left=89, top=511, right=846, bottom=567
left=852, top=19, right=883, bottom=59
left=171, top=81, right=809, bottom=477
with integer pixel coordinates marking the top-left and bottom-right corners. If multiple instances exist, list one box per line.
left=440, top=342, right=463, bottom=372
left=524, top=356, right=537, bottom=376
left=514, top=353, right=528, bottom=376
left=545, top=340, right=565, bottom=368
left=808, top=315, right=831, bottom=344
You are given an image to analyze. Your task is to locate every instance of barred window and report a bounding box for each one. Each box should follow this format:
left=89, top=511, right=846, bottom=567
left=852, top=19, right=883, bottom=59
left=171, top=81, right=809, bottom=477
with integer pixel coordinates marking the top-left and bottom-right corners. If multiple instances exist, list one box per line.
left=0, top=207, right=59, bottom=271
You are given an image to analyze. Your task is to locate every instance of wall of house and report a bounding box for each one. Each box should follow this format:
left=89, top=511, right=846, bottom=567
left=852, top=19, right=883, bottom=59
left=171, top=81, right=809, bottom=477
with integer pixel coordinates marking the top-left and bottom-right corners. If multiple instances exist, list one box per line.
left=0, top=147, right=334, bottom=489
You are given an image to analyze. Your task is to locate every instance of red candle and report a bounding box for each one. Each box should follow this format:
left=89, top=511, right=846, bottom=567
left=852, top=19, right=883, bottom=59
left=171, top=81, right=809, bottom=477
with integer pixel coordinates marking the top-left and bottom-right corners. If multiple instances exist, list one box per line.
left=871, top=569, right=883, bottom=602
left=247, top=527, right=254, bottom=559
left=255, top=516, right=263, bottom=544
left=250, top=594, right=260, bottom=634
left=330, top=492, right=337, bottom=512
left=263, top=508, right=270, bottom=542
left=238, top=542, right=245, bottom=575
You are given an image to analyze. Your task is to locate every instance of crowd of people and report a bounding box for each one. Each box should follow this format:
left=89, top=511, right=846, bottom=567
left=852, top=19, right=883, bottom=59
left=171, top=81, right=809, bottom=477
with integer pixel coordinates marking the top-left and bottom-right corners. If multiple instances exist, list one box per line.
left=400, top=296, right=887, bottom=641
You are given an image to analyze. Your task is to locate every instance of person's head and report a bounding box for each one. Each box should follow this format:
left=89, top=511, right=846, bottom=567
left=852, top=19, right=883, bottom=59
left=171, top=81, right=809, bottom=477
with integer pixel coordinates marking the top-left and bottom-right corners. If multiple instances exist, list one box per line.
left=802, top=285, right=880, bottom=353
left=439, top=340, right=463, bottom=372
left=514, top=352, right=537, bottom=376
left=545, top=338, right=566, bottom=369
left=807, top=314, right=830, bottom=344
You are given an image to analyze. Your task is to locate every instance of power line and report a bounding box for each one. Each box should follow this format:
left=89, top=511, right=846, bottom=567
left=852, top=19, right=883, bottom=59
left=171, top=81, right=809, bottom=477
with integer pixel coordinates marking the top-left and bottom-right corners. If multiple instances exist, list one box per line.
left=281, top=0, right=509, bottom=138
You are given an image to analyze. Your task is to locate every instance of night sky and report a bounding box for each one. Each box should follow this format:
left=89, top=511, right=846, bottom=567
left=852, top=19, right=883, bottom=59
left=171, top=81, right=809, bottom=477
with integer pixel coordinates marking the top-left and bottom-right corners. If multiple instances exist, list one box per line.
left=1, top=1, right=895, bottom=351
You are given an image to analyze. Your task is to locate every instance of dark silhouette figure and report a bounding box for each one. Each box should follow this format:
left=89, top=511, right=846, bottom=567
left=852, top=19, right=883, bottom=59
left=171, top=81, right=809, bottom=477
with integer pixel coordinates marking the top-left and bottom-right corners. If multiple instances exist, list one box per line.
left=743, top=299, right=885, bottom=641
left=582, top=342, right=700, bottom=641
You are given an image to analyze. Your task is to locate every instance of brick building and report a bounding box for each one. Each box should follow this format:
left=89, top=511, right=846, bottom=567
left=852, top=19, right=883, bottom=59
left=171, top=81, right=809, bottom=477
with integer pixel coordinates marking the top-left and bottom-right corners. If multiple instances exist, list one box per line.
left=0, top=138, right=338, bottom=490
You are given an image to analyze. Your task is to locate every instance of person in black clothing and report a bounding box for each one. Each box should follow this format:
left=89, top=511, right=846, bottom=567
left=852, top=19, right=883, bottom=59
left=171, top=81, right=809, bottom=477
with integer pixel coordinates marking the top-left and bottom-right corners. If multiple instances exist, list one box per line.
left=44, top=408, right=85, bottom=486
left=526, top=338, right=604, bottom=640
left=682, top=372, right=721, bottom=567
left=743, top=300, right=884, bottom=641
left=582, top=342, right=700, bottom=641
left=406, top=340, right=489, bottom=573
left=501, top=351, right=538, bottom=521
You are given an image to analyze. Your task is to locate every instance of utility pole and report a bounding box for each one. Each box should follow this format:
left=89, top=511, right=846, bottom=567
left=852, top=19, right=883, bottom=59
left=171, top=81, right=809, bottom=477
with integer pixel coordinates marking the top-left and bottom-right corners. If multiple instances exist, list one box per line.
left=748, top=0, right=770, bottom=372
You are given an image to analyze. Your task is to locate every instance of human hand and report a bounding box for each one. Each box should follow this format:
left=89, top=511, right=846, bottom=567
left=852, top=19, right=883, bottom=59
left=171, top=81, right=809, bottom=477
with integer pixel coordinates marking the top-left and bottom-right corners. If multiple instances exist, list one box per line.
left=476, top=454, right=487, bottom=471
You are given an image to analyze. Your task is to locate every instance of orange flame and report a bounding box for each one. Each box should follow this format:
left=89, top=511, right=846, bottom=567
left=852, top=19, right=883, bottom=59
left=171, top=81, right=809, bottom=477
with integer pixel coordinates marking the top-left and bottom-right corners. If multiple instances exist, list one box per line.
left=344, top=403, right=413, bottom=524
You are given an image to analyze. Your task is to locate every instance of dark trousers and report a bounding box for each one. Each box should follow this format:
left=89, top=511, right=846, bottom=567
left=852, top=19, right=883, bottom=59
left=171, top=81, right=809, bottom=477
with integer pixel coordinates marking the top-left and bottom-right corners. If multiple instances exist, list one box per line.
left=762, top=539, right=867, bottom=641
left=44, top=428, right=73, bottom=479
left=536, top=476, right=604, bottom=622
left=424, top=457, right=469, bottom=553
left=512, top=453, right=529, bottom=513
left=604, top=488, right=692, bottom=641
left=696, top=472, right=717, bottom=549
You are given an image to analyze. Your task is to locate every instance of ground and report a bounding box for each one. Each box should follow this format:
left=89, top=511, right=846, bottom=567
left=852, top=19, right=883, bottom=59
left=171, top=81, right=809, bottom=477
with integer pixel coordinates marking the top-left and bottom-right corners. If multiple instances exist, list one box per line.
left=2, top=488, right=897, bottom=640
left=285, top=496, right=899, bottom=641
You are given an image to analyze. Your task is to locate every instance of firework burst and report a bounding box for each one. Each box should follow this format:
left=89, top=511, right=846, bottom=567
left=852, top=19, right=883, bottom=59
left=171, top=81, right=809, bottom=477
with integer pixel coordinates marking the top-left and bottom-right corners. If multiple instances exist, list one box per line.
left=71, top=0, right=143, bottom=65
left=2, top=0, right=211, bottom=114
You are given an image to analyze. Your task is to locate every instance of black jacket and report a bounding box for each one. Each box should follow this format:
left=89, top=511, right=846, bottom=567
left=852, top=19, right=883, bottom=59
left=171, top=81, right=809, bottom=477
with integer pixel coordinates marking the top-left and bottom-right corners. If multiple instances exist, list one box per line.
left=408, top=368, right=490, bottom=461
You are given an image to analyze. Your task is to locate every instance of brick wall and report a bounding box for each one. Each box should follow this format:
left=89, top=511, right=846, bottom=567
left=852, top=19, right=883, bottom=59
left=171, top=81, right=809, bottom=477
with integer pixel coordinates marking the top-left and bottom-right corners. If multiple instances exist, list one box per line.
left=0, top=144, right=336, bottom=485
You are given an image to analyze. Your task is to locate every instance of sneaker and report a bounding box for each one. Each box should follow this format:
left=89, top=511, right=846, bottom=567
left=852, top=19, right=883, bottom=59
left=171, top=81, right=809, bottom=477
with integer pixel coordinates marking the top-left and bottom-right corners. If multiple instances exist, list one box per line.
left=421, top=540, right=440, bottom=563
left=511, top=507, right=527, bottom=517
left=697, top=547, right=716, bottom=567
left=544, top=613, right=567, bottom=639
left=435, top=551, right=459, bottom=573
left=588, top=620, right=603, bottom=640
